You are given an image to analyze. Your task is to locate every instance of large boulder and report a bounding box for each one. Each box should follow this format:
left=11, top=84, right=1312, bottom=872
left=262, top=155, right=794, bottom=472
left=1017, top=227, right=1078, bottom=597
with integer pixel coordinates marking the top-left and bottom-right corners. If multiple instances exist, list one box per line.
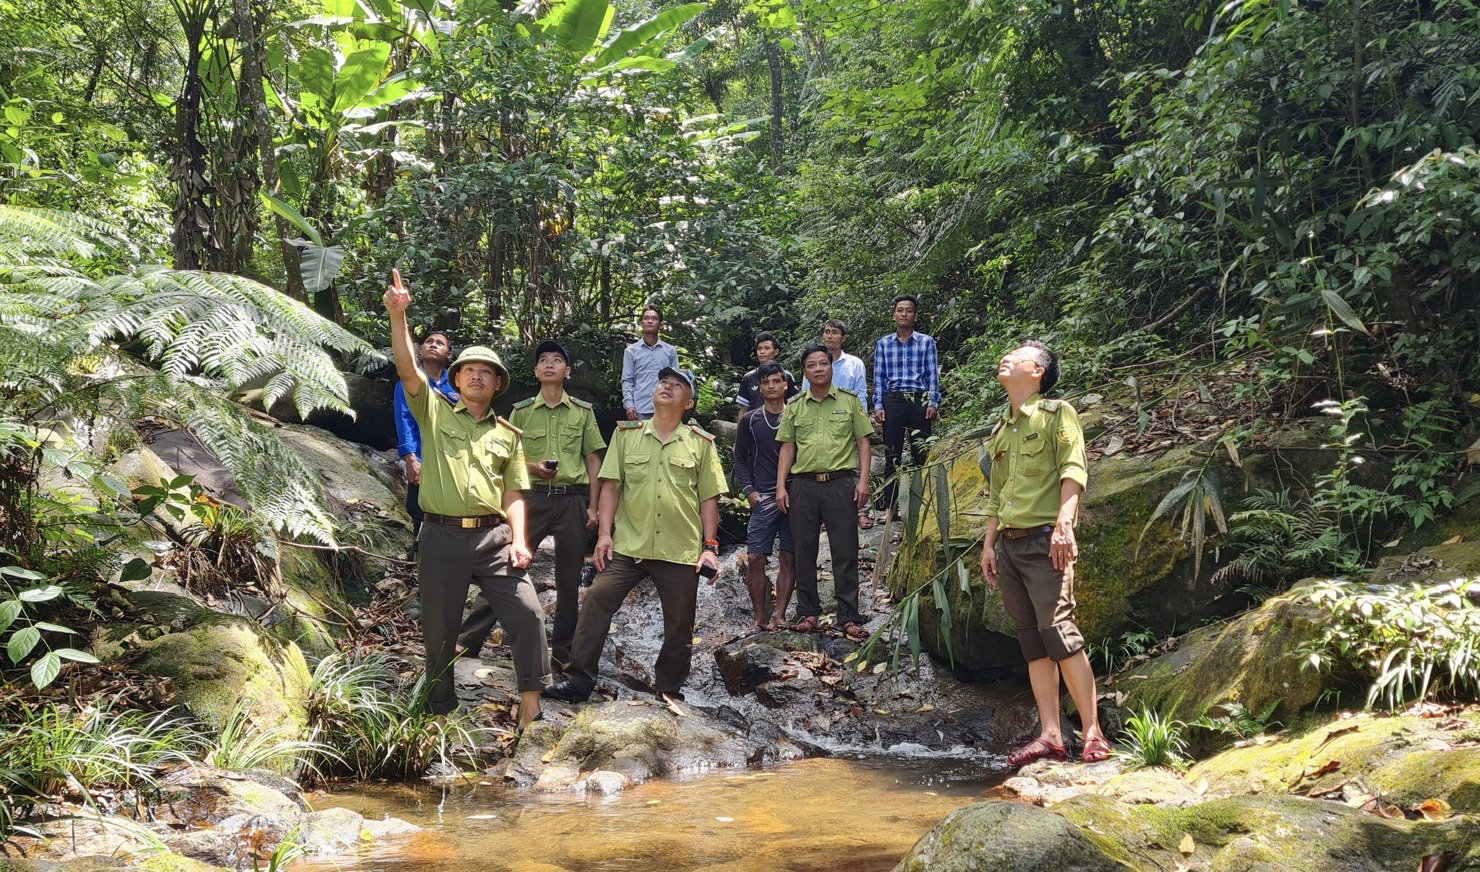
left=899, top=793, right=1480, bottom=871
left=91, top=591, right=312, bottom=748
left=235, top=372, right=395, bottom=451
left=1112, top=586, right=1334, bottom=728
left=888, top=428, right=1356, bottom=678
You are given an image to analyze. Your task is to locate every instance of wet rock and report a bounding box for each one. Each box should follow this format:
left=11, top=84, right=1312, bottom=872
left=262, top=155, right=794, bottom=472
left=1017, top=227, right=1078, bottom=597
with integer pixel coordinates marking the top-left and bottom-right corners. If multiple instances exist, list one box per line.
left=20, top=818, right=162, bottom=864
left=584, top=771, right=628, bottom=796
left=299, top=807, right=419, bottom=853
left=156, top=766, right=302, bottom=825
left=894, top=801, right=1123, bottom=872
left=713, top=636, right=798, bottom=696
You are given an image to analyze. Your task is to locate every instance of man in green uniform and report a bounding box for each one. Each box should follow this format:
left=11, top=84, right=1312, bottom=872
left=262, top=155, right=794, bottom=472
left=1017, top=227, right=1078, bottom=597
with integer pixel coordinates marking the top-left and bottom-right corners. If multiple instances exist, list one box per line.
left=776, top=345, right=874, bottom=641
left=457, top=340, right=606, bottom=669
left=542, top=367, right=727, bottom=704
left=980, top=340, right=1109, bottom=766
left=383, top=272, right=548, bottom=726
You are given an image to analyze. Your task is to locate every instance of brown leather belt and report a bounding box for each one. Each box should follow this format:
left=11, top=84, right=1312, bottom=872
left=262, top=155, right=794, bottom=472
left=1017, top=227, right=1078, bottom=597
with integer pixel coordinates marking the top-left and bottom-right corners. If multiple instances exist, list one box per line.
left=1001, top=524, right=1054, bottom=540
left=793, top=469, right=857, bottom=483
left=423, top=512, right=506, bottom=530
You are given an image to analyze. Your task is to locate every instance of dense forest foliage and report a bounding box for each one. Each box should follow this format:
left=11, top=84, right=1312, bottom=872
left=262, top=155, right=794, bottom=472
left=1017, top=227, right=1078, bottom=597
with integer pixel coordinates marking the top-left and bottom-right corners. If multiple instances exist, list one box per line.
left=2, top=0, right=1479, bottom=641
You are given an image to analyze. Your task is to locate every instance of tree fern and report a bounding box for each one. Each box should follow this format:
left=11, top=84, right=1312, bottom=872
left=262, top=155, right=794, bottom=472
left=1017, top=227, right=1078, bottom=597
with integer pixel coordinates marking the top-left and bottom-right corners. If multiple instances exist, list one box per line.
left=0, top=205, right=378, bottom=545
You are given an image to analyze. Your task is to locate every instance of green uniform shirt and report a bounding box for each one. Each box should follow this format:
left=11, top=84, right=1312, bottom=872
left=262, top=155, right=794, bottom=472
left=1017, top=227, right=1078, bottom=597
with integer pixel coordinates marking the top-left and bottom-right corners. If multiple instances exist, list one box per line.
left=406, top=369, right=531, bottom=517
left=509, top=392, right=607, bottom=486
left=600, top=420, right=728, bottom=564
left=776, top=386, right=873, bottom=473
left=984, top=393, right=1088, bottom=529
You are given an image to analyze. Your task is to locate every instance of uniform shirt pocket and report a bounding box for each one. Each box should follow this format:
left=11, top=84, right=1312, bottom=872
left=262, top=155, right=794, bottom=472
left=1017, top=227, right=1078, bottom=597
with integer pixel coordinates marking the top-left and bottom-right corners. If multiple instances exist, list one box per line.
left=627, top=452, right=654, bottom=482
left=438, top=425, right=469, bottom=459
left=1020, top=439, right=1051, bottom=476
left=669, top=453, right=698, bottom=487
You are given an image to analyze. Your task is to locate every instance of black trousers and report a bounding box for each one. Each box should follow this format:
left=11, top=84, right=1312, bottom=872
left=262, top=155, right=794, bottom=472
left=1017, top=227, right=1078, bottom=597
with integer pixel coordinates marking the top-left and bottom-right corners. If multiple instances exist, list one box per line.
left=877, top=392, right=931, bottom=511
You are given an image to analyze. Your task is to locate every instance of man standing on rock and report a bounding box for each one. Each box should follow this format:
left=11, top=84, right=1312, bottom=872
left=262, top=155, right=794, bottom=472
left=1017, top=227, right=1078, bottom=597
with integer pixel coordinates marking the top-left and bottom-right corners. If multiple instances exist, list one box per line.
left=980, top=340, right=1109, bottom=766
left=821, top=318, right=872, bottom=529
left=872, top=294, right=940, bottom=516
left=543, top=367, right=727, bottom=704
left=621, top=305, right=679, bottom=421
left=383, top=271, right=548, bottom=726
left=775, top=345, right=874, bottom=641
left=734, top=362, right=796, bottom=633
left=393, top=330, right=457, bottom=537
left=456, top=341, right=606, bottom=671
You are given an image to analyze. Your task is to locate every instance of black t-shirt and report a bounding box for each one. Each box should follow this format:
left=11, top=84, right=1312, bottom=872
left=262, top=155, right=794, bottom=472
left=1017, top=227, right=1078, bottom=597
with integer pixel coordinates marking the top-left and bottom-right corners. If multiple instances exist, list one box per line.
left=734, top=405, right=786, bottom=495
left=736, top=367, right=799, bottom=411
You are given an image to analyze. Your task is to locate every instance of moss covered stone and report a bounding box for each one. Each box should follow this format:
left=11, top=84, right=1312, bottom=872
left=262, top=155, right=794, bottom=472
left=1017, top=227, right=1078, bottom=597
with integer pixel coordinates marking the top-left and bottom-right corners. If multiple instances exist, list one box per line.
left=1115, top=587, right=1331, bottom=726
left=95, top=590, right=312, bottom=749
left=894, top=800, right=1124, bottom=872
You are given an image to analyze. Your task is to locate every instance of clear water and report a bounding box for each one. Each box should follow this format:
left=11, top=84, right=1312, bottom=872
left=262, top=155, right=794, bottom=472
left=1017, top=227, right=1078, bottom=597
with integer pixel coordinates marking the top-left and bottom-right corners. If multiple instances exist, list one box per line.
left=295, top=755, right=1005, bottom=872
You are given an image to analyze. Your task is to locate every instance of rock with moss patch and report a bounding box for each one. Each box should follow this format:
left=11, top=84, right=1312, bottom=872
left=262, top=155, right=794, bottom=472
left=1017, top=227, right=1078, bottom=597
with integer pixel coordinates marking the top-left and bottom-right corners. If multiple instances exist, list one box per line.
left=93, top=590, right=312, bottom=754
left=894, top=800, right=1124, bottom=871
left=1114, top=586, right=1331, bottom=730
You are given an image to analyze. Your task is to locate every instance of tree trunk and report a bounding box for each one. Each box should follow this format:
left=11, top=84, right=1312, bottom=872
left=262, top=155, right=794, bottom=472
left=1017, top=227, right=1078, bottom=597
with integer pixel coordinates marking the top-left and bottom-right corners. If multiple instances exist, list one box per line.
left=764, top=38, right=785, bottom=172
left=170, top=2, right=218, bottom=271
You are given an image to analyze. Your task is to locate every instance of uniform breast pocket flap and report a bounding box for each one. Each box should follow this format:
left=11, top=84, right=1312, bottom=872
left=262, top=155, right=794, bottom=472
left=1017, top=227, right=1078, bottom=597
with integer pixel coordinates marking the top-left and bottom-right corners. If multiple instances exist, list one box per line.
left=627, top=453, right=654, bottom=481
left=437, top=425, right=469, bottom=458
left=1021, top=438, right=1052, bottom=476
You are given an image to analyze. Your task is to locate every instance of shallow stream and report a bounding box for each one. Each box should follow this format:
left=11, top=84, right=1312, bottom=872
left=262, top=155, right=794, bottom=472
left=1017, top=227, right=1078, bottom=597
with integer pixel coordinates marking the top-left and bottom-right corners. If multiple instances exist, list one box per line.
left=296, top=754, right=1006, bottom=872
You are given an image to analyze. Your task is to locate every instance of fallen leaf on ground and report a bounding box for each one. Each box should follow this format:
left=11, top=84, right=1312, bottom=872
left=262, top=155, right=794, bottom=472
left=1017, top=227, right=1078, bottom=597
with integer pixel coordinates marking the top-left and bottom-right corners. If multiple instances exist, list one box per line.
left=1420, top=851, right=1457, bottom=872
left=1443, top=535, right=1464, bottom=545
left=1414, top=798, right=1453, bottom=821
left=915, top=704, right=936, bottom=713
left=1179, top=833, right=1195, bottom=855
left=1314, top=724, right=1360, bottom=750
left=1304, top=760, right=1341, bottom=779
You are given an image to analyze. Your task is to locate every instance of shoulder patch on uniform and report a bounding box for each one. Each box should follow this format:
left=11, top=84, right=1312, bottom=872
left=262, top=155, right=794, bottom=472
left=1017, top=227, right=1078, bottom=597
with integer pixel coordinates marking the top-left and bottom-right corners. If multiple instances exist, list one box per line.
left=836, top=387, right=857, bottom=397
left=512, top=397, right=536, bottom=409
left=1040, top=399, right=1059, bottom=412
left=687, top=423, right=716, bottom=442
left=617, top=420, right=644, bottom=430
left=1057, top=426, right=1076, bottom=444
left=572, top=397, right=594, bottom=409
left=497, top=416, right=523, bottom=435
left=787, top=392, right=806, bottom=404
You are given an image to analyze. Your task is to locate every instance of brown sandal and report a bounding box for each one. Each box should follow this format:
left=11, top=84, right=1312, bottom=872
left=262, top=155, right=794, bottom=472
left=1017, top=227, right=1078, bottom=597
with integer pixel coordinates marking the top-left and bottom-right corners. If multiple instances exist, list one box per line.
left=1081, top=734, right=1112, bottom=763
left=791, top=615, right=820, bottom=633
left=842, top=622, right=870, bottom=641
left=1006, top=737, right=1067, bottom=769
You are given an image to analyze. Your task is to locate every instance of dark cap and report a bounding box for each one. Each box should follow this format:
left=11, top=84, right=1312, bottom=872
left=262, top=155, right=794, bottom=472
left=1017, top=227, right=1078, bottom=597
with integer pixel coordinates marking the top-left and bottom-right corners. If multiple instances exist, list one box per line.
left=534, top=340, right=571, bottom=365
left=657, top=366, right=696, bottom=394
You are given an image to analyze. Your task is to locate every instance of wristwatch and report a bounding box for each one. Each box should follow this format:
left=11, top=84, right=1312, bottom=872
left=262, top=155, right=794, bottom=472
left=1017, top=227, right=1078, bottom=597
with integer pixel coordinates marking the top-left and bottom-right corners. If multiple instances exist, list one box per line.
left=703, top=540, right=720, bottom=554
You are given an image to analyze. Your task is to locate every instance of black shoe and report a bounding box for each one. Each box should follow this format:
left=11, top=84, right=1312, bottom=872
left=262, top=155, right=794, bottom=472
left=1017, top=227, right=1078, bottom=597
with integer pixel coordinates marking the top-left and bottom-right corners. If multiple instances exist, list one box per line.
left=541, top=680, right=590, bottom=703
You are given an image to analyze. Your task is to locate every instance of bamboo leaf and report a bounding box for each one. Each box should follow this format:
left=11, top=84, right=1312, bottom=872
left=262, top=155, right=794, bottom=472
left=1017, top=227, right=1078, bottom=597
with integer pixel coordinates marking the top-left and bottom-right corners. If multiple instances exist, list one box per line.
left=935, top=462, right=952, bottom=547
left=932, top=575, right=955, bottom=666
left=1321, top=289, right=1372, bottom=337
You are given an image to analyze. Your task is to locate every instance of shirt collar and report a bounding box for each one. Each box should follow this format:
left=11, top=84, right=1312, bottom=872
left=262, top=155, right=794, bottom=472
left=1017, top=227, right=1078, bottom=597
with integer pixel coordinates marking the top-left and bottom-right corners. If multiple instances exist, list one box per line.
left=451, top=398, right=497, bottom=423
left=540, top=391, right=575, bottom=409
left=803, top=385, right=840, bottom=403
left=1005, top=392, right=1044, bottom=423
left=890, top=332, right=919, bottom=345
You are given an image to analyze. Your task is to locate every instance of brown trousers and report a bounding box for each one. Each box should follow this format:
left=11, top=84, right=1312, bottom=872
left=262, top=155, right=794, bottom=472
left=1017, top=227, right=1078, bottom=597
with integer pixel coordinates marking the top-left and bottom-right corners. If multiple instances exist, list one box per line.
left=995, top=531, right=1084, bottom=662
left=418, top=523, right=550, bottom=714
left=458, top=490, right=589, bottom=665
left=789, top=474, right=863, bottom=626
left=564, top=553, right=699, bottom=697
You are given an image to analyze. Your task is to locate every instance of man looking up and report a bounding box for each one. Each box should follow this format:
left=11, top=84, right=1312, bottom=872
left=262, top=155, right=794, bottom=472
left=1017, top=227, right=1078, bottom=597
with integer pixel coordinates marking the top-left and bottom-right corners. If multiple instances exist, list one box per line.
left=735, top=332, right=798, bottom=420
left=383, top=272, right=548, bottom=726
left=621, top=305, right=679, bottom=421
left=872, top=295, right=940, bottom=516
left=821, top=319, right=871, bottom=529
left=776, top=346, right=873, bottom=641
left=980, top=340, right=1109, bottom=767
left=543, top=367, right=727, bottom=704
left=734, top=362, right=796, bottom=633
left=456, top=341, right=606, bottom=671
left=393, top=330, right=456, bottom=536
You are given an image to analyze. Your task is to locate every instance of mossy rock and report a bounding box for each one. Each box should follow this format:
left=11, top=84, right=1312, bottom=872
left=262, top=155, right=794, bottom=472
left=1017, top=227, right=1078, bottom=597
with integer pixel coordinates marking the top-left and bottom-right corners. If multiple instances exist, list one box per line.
left=1191, top=711, right=1480, bottom=810
left=93, top=590, right=312, bottom=757
left=1369, top=539, right=1480, bottom=585
left=894, top=800, right=1124, bottom=871
left=1115, top=586, right=1333, bottom=727
left=1051, top=793, right=1480, bottom=871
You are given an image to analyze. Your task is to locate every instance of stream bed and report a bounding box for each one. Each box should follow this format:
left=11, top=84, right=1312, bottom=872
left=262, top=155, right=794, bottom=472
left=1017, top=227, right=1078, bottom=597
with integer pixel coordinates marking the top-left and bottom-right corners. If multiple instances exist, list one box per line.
left=295, top=754, right=1006, bottom=872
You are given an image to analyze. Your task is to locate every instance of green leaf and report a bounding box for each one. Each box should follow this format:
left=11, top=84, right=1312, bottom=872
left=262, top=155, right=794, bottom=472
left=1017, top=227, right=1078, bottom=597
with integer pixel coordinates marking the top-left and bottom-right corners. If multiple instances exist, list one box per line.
left=552, top=0, right=612, bottom=56
left=935, top=463, right=952, bottom=547
left=293, top=243, right=348, bottom=293
left=30, top=651, right=60, bottom=689
left=261, top=192, right=324, bottom=246
left=357, top=72, right=421, bottom=110
left=1321, top=289, right=1372, bottom=337
left=8, top=626, right=41, bottom=663
left=55, top=648, right=100, bottom=663
left=333, top=44, right=393, bottom=113
left=666, top=28, right=721, bottom=64
left=594, top=3, right=703, bottom=67
left=32, top=622, right=75, bottom=634
left=932, top=576, right=954, bottom=665
left=297, top=47, right=337, bottom=106
left=0, top=565, right=45, bottom=581
left=606, top=56, right=677, bottom=73
left=18, top=585, right=62, bottom=603
left=120, top=557, right=153, bottom=583
left=0, top=600, right=21, bottom=632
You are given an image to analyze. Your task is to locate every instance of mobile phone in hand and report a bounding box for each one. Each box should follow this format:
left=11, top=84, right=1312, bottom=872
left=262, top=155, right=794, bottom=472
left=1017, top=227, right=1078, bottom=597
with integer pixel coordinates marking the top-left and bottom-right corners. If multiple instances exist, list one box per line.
left=545, top=459, right=559, bottom=471
left=698, top=562, right=718, bottom=580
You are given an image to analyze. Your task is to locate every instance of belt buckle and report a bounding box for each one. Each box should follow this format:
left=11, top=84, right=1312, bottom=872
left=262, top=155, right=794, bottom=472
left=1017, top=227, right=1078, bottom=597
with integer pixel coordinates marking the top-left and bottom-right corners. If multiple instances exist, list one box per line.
left=815, top=473, right=828, bottom=483
left=460, top=516, right=477, bottom=529
left=550, top=485, right=567, bottom=495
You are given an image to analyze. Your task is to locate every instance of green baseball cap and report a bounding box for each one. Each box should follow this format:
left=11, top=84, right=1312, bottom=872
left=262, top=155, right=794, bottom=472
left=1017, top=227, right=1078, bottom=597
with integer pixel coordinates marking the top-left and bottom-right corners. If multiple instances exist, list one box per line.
left=448, top=346, right=511, bottom=398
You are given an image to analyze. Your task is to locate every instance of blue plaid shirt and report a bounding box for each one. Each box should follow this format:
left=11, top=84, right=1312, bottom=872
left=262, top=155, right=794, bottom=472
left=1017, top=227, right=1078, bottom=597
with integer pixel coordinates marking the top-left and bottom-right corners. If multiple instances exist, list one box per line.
left=872, top=331, right=940, bottom=411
